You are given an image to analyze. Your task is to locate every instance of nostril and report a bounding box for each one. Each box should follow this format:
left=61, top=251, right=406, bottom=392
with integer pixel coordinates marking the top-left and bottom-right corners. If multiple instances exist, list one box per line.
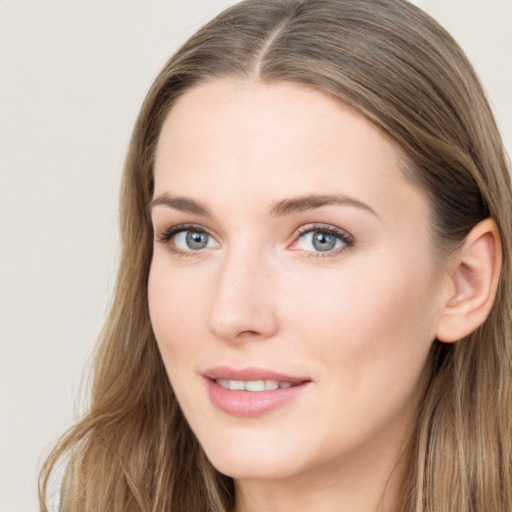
left=237, top=330, right=261, bottom=337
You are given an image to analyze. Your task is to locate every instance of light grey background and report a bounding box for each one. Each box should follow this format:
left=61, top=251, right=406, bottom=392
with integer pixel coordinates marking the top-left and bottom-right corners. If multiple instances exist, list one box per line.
left=1, top=1, right=510, bottom=510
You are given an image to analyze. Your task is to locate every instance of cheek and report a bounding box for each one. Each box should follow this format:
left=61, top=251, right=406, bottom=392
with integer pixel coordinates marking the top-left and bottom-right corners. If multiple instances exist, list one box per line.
left=147, top=260, right=207, bottom=367
left=283, top=254, right=439, bottom=385
left=275, top=259, right=439, bottom=452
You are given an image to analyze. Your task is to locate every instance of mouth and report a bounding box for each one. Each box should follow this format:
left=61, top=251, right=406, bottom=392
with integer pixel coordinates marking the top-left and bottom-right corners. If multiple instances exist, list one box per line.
left=214, top=379, right=297, bottom=391
left=203, top=366, right=311, bottom=417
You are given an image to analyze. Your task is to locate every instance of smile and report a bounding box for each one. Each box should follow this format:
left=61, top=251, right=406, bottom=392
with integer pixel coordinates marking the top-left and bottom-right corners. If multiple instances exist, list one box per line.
left=214, top=379, right=295, bottom=391
left=204, top=367, right=311, bottom=417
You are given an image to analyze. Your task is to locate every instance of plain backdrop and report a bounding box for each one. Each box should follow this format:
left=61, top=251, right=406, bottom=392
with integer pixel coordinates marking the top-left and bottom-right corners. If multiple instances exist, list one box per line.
left=0, top=1, right=510, bottom=510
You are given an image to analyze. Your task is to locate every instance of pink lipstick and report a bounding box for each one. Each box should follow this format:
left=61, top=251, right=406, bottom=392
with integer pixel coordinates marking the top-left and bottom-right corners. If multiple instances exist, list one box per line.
left=204, top=366, right=311, bottom=417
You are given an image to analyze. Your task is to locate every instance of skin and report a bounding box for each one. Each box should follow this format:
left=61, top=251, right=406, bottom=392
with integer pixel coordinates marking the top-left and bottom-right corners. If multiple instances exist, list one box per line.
left=148, top=79, right=454, bottom=512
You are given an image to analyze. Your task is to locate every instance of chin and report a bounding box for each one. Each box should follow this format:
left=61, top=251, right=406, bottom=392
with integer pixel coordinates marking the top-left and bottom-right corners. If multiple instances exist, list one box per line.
left=210, top=458, right=298, bottom=482
left=201, top=438, right=303, bottom=481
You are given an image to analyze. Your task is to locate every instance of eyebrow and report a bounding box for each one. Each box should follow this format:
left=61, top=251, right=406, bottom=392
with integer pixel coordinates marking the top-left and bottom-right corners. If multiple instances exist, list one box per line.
left=270, top=194, right=378, bottom=217
left=149, top=194, right=212, bottom=216
left=149, top=192, right=378, bottom=218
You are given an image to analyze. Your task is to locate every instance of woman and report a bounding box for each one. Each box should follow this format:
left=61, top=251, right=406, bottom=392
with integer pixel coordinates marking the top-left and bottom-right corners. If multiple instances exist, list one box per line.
left=40, top=0, right=512, bottom=511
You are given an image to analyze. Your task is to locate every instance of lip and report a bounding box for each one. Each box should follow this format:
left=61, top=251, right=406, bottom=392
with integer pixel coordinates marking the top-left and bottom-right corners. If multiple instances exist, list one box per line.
left=203, top=365, right=308, bottom=383
left=204, top=366, right=312, bottom=417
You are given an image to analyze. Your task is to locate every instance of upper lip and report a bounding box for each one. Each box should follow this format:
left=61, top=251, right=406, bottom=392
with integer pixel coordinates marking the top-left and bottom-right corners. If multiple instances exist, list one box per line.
left=203, top=366, right=310, bottom=383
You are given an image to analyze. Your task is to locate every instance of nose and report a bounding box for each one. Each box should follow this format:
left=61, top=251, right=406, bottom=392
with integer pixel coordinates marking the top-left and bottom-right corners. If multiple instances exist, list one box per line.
left=206, top=247, right=279, bottom=342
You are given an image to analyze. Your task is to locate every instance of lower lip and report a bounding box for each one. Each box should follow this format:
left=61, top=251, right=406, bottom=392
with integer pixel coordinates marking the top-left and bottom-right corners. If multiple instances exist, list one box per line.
left=206, top=379, right=310, bottom=417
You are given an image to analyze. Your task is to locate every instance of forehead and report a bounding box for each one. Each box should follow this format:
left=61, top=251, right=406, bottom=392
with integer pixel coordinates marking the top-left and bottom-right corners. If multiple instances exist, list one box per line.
left=156, top=79, right=399, bottom=165
left=153, top=78, right=426, bottom=225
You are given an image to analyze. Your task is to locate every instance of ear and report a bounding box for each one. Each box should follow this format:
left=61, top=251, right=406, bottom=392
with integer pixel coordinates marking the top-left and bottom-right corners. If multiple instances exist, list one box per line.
left=436, top=219, right=502, bottom=343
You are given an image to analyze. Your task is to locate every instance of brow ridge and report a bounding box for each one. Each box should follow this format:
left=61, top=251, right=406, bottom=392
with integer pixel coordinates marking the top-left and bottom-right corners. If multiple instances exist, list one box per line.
left=149, top=192, right=377, bottom=218
left=270, top=194, right=378, bottom=217
left=149, top=194, right=211, bottom=216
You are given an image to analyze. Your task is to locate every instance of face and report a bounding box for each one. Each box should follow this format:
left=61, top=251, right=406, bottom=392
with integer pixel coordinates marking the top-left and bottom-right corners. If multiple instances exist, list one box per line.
left=148, top=79, right=447, bottom=484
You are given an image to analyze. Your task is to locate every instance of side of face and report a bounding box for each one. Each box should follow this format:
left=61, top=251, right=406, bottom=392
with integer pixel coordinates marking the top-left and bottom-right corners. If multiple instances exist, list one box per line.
left=147, top=79, right=451, bottom=483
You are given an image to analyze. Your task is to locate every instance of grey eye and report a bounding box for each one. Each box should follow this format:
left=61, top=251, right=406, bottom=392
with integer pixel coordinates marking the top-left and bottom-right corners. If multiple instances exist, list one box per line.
left=297, top=230, right=344, bottom=252
left=186, top=231, right=209, bottom=249
left=311, top=232, right=338, bottom=252
left=174, top=230, right=218, bottom=251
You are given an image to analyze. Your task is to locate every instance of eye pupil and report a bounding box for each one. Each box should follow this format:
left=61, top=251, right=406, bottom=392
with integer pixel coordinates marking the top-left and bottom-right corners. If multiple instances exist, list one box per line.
left=186, top=231, right=208, bottom=249
left=312, top=232, right=336, bottom=252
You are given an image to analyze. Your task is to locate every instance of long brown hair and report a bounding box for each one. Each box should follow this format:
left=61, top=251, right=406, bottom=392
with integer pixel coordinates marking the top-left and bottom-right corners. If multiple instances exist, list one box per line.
left=40, top=1, right=512, bottom=510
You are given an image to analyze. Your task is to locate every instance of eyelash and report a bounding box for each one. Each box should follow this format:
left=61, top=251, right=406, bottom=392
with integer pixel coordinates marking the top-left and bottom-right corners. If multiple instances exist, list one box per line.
left=155, top=223, right=355, bottom=259
left=293, top=224, right=355, bottom=260
left=155, top=223, right=213, bottom=258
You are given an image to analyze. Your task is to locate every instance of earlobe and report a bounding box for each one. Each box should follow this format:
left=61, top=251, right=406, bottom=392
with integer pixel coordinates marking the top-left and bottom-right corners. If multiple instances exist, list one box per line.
left=436, top=219, right=502, bottom=343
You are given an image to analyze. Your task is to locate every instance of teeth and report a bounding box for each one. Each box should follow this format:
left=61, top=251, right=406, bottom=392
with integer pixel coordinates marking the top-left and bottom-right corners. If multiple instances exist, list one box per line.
left=216, top=378, right=230, bottom=389
left=264, top=380, right=279, bottom=390
left=230, top=380, right=245, bottom=391
left=215, top=379, right=296, bottom=391
left=245, top=380, right=265, bottom=391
